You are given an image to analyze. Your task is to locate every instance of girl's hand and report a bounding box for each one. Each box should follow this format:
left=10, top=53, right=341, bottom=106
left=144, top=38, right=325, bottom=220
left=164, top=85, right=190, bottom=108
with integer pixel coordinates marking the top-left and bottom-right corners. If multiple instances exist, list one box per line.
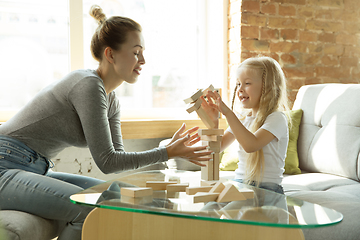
left=206, top=90, right=232, bottom=116
left=199, top=94, right=219, bottom=128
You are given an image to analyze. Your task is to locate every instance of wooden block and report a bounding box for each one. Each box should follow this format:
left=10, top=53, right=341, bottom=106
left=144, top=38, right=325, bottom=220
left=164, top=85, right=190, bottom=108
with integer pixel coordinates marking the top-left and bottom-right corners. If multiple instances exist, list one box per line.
left=239, top=188, right=255, bottom=199
left=203, top=141, right=221, bottom=153
left=186, top=98, right=202, bottom=113
left=216, top=184, right=246, bottom=203
left=213, top=153, right=220, bottom=181
left=193, top=192, right=219, bottom=203
left=186, top=186, right=213, bottom=195
left=121, top=195, right=153, bottom=205
left=153, top=191, right=167, bottom=199
left=201, top=160, right=213, bottom=181
left=200, top=147, right=219, bottom=180
left=120, top=187, right=153, bottom=198
left=202, top=84, right=215, bottom=95
left=200, top=180, right=218, bottom=186
left=209, top=181, right=225, bottom=193
left=196, top=107, right=216, bottom=129
left=183, top=89, right=203, bottom=104
left=146, top=181, right=177, bottom=190
left=198, top=129, right=224, bottom=136
left=166, top=183, right=189, bottom=192
left=166, top=191, right=178, bottom=199
left=200, top=135, right=222, bottom=142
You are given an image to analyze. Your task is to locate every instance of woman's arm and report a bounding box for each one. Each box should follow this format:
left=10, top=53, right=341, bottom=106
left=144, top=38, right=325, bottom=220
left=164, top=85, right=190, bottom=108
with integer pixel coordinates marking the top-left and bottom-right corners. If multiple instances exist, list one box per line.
left=71, top=78, right=211, bottom=173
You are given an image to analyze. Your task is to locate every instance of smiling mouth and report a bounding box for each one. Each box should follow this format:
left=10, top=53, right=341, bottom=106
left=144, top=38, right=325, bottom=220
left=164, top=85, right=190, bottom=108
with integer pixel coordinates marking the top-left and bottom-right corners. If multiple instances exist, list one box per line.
left=240, top=96, right=249, bottom=102
left=134, top=68, right=142, bottom=75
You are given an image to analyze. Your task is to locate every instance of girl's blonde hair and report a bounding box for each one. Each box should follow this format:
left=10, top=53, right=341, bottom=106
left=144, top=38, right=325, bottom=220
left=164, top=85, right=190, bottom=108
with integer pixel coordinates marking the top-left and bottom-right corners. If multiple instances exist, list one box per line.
left=231, top=56, right=291, bottom=185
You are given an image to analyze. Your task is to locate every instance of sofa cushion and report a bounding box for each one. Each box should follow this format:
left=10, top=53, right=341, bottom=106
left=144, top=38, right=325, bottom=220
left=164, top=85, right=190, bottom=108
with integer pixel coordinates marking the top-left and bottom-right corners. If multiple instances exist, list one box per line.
left=219, top=141, right=238, bottom=171
left=283, top=173, right=360, bottom=240
left=283, top=173, right=359, bottom=193
left=293, top=84, right=360, bottom=181
left=0, top=210, right=59, bottom=240
left=287, top=191, right=360, bottom=240
left=284, top=109, right=302, bottom=174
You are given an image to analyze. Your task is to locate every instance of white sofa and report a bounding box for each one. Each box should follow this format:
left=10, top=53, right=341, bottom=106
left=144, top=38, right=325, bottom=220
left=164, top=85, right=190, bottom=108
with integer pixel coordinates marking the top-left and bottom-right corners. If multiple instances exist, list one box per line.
left=282, top=83, right=360, bottom=240
left=0, top=210, right=58, bottom=240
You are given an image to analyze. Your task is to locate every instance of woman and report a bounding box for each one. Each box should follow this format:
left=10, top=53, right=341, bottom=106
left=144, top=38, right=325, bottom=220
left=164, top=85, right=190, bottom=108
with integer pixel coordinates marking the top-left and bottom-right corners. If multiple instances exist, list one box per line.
left=0, top=5, right=211, bottom=240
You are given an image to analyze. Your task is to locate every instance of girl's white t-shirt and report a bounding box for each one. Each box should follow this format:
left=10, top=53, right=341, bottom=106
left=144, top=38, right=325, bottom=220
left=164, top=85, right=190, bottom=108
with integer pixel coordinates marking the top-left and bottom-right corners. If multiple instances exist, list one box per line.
left=226, top=111, right=289, bottom=185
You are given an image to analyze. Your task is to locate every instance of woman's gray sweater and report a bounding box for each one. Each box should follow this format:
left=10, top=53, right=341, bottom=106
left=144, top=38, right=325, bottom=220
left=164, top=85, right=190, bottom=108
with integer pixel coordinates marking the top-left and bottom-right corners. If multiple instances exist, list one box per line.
left=0, top=69, right=168, bottom=174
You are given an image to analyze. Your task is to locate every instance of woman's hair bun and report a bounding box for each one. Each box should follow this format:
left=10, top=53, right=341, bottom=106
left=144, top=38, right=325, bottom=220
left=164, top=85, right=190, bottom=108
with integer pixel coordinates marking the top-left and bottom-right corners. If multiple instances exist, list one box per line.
left=89, top=5, right=107, bottom=25
left=89, top=4, right=142, bottom=62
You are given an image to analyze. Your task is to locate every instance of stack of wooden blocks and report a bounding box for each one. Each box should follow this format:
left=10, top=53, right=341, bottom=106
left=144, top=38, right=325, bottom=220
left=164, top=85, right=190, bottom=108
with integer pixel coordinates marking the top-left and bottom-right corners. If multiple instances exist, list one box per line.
left=184, top=84, right=224, bottom=181
left=189, top=181, right=254, bottom=203
left=120, top=181, right=254, bottom=204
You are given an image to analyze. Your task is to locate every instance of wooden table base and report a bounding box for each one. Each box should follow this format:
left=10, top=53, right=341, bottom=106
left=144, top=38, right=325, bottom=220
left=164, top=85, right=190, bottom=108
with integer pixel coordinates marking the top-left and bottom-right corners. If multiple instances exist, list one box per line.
left=82, top=208, right=305, bottom=240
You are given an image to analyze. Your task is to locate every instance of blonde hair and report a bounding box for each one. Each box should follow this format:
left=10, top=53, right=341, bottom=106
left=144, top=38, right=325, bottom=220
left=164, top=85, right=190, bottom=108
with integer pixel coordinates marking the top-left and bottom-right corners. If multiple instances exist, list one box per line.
left=89, top=5, right=142, bottom=62
left=231, top=56, right=291, bottom=185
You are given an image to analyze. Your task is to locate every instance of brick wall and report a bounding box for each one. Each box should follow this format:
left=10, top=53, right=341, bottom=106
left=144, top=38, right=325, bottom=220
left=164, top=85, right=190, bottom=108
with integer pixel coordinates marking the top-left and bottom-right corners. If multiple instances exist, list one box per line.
left=228, top=0, right=360, bottom=103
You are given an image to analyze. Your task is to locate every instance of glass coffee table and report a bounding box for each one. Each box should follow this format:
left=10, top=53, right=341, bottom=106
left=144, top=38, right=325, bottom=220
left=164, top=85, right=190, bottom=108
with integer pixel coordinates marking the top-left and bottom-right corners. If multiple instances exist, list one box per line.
left=70, top=169, right=343, bottom=240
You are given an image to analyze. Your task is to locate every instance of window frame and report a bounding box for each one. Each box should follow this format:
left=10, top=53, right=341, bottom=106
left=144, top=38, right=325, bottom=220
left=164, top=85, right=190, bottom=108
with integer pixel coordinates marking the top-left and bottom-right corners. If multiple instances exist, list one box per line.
left=0, top=0, right=229, bottom=139
left=69, top=0, right=229, bottom=121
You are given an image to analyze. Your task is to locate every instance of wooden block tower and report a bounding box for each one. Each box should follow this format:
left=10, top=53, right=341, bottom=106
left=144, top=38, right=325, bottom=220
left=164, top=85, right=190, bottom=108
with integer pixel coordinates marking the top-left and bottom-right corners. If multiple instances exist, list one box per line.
left=184, top=85, right=224, bottom=181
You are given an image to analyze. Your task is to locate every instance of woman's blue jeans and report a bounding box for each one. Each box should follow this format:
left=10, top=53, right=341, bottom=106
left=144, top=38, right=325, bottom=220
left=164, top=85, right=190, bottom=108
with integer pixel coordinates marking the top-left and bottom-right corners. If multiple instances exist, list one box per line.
left=0, top=136, right=105, bottom=240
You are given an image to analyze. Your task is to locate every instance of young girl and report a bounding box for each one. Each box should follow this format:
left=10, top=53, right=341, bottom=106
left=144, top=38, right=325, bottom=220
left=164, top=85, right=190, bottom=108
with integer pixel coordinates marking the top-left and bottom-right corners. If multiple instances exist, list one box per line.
left=203, top=56, right=290, bottom=194
left=0, top=5, right=211, bottom=240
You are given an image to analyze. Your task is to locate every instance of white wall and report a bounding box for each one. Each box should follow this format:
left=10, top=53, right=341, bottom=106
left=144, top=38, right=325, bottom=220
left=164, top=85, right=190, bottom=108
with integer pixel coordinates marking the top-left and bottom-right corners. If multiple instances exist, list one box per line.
left=51, top=138, right=167, bottom=181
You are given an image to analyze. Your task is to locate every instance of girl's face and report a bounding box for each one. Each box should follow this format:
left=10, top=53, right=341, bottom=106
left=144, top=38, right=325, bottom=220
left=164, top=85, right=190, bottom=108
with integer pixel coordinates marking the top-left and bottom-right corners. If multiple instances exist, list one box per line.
left=112, top=31, right=145, bottom=84
left=236, top=66, right=263, bottom=115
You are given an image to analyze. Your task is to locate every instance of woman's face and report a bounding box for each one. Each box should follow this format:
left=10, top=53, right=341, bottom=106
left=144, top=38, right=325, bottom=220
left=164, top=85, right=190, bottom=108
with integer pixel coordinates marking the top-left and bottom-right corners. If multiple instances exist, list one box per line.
left=112, top=31, right=145, bottom=84
left=236, top=66, right=263, bottom=115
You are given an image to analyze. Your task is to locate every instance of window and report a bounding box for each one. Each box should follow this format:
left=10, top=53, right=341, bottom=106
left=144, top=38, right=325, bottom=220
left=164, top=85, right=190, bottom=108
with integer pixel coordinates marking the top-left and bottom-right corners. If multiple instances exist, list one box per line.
left=0, top=0, right=227, bottom=121
left=0, top=0, right=69, bottom=120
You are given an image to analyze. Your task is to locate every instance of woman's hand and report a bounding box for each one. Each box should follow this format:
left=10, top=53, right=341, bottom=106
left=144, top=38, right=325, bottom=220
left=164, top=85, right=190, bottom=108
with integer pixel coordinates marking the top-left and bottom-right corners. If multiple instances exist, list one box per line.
left=168, top=123, right=201, bottom=146
left=166, top=123, right=213, bottom=167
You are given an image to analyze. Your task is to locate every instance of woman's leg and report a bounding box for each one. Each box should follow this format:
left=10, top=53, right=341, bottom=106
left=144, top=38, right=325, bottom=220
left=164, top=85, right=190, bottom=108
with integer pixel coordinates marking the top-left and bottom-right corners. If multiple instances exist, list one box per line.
left=46, top=170, right=105, bottom=189
left=0, top=169, right=94, bottom=240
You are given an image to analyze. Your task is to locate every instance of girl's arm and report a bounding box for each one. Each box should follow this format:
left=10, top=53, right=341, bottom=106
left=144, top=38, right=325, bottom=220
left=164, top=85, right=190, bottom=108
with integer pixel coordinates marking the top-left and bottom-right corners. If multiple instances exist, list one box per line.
left=206, top=91, right=276, bottom=153
left=199, top=93, right=235, bottom=152
left=224, top=109, right=276, bottom=153
left=220, top=131, right=236, bottom=152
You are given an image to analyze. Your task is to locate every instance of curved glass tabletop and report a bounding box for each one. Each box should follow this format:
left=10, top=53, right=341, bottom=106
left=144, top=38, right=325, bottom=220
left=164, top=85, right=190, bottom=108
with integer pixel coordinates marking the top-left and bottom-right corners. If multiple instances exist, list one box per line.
left=70, top=169, right=343, bottom=229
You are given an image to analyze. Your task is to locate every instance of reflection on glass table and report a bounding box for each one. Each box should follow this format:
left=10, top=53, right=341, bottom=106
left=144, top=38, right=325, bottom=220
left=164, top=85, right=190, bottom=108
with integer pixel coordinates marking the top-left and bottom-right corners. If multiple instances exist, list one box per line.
left=70, top=170, right=343, bottom=240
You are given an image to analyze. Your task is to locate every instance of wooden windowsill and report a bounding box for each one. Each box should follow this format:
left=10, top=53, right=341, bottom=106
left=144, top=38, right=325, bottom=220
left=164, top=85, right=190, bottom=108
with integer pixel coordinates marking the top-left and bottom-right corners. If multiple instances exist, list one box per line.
left=0, top=113, right=227, bottom=140
left=121, top=118, right=228, bottom=139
